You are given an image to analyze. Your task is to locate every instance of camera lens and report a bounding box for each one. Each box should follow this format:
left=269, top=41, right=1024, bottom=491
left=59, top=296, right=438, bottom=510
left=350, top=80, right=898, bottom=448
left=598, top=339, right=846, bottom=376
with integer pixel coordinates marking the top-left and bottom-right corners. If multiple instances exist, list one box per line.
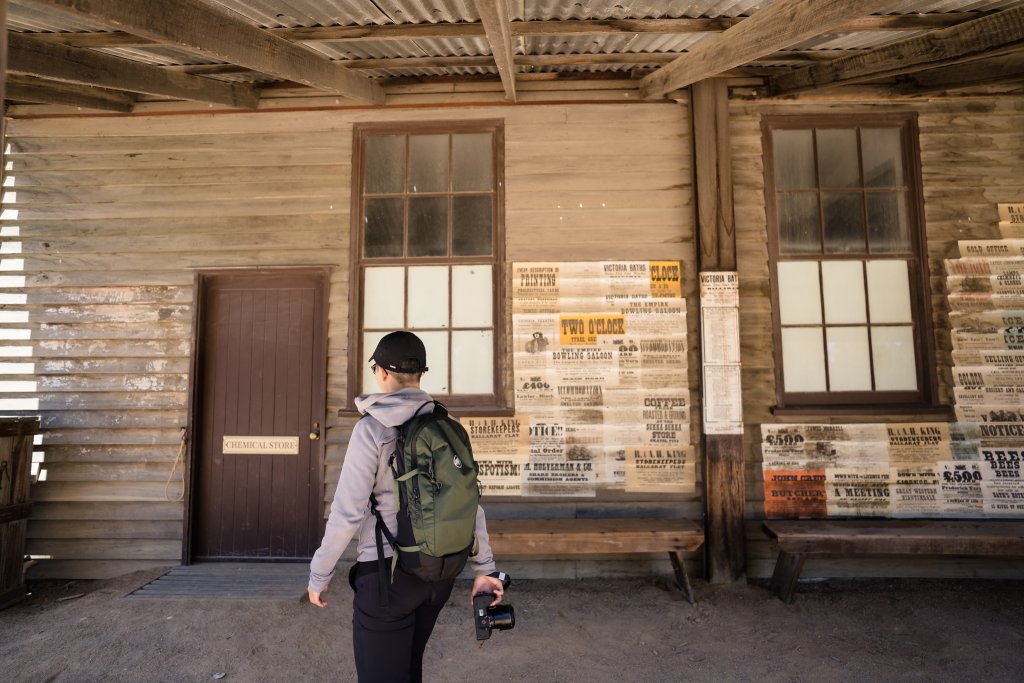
left=488, top=605, right=515, bottom=631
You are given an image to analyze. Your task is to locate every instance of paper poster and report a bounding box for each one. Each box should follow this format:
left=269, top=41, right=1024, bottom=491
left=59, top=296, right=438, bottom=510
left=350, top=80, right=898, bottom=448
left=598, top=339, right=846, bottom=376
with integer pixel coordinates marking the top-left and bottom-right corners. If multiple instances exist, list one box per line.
left=511, top=261, right=692, bottom=497
left=623, top=447, right=694, bottom=493
left=463, top=416, right=529, bottom=496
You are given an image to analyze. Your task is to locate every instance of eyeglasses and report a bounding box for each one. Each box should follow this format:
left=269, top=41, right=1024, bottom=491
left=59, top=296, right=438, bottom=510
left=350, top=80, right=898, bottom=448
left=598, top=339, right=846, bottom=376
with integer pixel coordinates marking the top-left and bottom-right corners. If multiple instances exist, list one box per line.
left=370, top=363, right=380, bottom=374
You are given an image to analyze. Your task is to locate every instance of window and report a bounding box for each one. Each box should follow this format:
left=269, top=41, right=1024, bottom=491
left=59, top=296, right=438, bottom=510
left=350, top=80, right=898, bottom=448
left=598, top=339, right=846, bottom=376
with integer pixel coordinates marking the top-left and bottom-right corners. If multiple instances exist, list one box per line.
left=763, top=114, right=936, bottom=408
left=351, top=121, right=504, bottom=408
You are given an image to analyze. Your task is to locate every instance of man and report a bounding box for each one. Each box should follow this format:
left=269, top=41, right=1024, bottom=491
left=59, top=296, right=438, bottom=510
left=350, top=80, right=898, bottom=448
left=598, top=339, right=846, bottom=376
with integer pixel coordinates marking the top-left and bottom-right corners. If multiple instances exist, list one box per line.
left=307, top=330, right=505, bottom=682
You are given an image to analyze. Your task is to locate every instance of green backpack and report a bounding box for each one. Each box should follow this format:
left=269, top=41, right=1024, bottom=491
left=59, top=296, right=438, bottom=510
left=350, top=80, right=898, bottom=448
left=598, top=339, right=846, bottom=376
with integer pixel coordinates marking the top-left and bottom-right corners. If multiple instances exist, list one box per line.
left=371, top=401, right=480, bottom=590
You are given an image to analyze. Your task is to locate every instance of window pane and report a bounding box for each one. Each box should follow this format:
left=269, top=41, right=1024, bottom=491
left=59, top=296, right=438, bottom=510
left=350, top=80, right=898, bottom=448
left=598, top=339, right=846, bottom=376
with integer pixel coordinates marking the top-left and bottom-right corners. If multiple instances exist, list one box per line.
left=365, top=135, right=405, bottom=194
left=364, top=267, right=405, bottom=329
left=452, top=330, right=494, bottom=394
left=822, top=261, right=866, bottom=324
left=866, top=260, right=912, bottom=323
left=362, top=330, right=388, bottom=394
left=409, top=134, right=448, bottom=193
left=418, top=330, right=449, bottom=395
left=773, top=129, right=815, bottom=189
left=364, top=198, right=404, bottom=257
left=861, top=128, right=903, bottom=187
left=872, top=326, right=918, bottom=390
left=782, top=327, right=826, bottom=391
left=823, top=192, right=865, bottom=253
left=453, top=196, right=493, bottom=256
left=407, top=266, right=449, bottom=329
left=778, top=261, right=822, bottom=325
left=826, top=326, right=872, bottom=391
left=409, top=196, right=448, bottom=257
left=453, top=133, right=493, bottom=192
left=777, top=193, right=821, bottom=254
left=452, top=265, right=492, bottom=327
left=816, top=129, right=860, bottom=188
left=867, top=192, right=909, bottom=253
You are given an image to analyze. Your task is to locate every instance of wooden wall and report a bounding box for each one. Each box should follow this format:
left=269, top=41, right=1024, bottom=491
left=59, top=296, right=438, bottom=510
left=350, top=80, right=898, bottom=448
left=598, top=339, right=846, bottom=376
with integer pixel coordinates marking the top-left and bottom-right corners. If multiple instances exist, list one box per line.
left=13, top=86, right=1019, bottom=582
left=3, top=97, right=696, bottom=579
left=733, top=92, right=1024, bottom=579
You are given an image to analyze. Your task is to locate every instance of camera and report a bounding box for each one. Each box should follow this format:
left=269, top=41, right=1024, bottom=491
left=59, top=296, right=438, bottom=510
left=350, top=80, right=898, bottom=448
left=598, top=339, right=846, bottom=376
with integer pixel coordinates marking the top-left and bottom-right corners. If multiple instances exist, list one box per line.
left=473, top=571, right=515, bottom=641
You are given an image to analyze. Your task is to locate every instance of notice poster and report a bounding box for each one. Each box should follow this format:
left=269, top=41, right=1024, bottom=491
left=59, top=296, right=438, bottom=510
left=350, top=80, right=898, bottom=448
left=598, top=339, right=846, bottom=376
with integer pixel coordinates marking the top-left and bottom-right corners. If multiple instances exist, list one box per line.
left=463, top=416, right=530, bottom=497
left=947, top=274, right=1024, bottom=294
left=511, top=261, right=691, bottom=497
left=891, top=465, right=942, bottom=517
left=938, top=461, right=985, bottom=516
left=763, top=469, right=827, bottom=518
left=953, top=366, right=1024, bottom=388
left=949, top=310, right=1024, bottom=329
left=948, top=292, right=1024, bottom=311
left=826, top=467, right=892, bottom=517
left=700, top=272, right=743, bottom=435
left=952, top=349, right=1024, bottom=367
left=702, top=365, right=743, bottom=434
left=759, top=423, right=1012, bottom=518
left=951, top=329, right=1024, bottom=350
left=623, top=446, right=694, bottom=493
left=946, top=257, right=1024, bottom=277
left=958, top=239, right=1024, bottom=258
left=997, top=203, right=1024, bottom=238
left=886, top=423, right=952, bottom=462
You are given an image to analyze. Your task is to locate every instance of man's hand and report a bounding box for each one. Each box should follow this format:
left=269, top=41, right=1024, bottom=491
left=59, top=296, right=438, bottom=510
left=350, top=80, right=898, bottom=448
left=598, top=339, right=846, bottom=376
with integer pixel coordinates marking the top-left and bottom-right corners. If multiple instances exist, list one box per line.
left=307, top=586, right=327, bottom=607
left=471, top=574, right=504, bottom=607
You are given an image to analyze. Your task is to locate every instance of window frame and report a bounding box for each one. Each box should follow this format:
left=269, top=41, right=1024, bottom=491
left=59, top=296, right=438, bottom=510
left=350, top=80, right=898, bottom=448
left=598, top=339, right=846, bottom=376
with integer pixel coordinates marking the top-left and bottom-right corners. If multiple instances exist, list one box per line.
left=347, top=119, right=507, bottom=410
left=762, top=112, right=938, bottom=411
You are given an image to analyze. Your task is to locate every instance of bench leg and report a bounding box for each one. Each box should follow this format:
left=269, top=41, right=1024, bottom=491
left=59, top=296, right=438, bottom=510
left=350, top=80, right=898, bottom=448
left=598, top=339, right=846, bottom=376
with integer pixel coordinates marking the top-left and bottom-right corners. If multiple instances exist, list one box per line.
left=769, top=550, right=805, bottom=604
left=668, top=551, right=695, bottom=604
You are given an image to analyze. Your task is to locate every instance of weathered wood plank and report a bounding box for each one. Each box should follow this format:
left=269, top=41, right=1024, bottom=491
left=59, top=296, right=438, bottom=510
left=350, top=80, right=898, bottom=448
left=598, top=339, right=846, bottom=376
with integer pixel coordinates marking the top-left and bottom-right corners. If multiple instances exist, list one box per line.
left=640, top=0, right=902, bottom=97
left=772, top=6, right=1024, bottom=93
left=487, top=518, right=704, bottom=554
left=7, top=32, right=257, bottom=109
left=27, top=559, right=172, bottom=580
left=28, top=520, right=181, bottom=539
left=29, top=501, right=182, bottom=520
left=26, top=538, right=180, bottom=560
left=31, top=0, right=381, bottom=104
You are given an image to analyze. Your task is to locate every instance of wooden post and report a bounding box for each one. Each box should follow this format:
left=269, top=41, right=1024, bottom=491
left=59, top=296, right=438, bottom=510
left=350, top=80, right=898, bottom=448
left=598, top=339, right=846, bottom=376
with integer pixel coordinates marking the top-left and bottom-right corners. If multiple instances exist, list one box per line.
left=691, top=78, right=745, bottom=583
left=1, top=0, right=7, bottom=187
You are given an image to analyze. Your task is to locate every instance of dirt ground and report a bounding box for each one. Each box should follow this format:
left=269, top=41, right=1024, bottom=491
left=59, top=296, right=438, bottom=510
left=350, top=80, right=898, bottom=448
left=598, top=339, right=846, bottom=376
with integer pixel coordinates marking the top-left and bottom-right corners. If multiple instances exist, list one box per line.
left=2, top=569, right=1023, bottom=683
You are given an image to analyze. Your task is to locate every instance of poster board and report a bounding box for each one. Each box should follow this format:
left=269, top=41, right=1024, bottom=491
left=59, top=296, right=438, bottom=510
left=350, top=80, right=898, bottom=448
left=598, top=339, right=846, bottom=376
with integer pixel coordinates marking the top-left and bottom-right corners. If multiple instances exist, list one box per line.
left=471, top=261, right=694, bottom=497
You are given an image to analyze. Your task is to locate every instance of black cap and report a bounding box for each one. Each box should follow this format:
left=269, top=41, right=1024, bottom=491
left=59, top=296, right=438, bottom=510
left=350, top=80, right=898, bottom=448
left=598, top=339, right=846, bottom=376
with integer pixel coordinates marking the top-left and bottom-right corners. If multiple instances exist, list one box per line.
left=369, top=331, right=429, bottom=373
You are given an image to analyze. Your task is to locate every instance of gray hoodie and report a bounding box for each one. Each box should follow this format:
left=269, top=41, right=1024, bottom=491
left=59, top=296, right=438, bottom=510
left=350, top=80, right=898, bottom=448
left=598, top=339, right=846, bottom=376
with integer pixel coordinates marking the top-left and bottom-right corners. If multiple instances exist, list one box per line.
left=308, top=387, right=496, bottom=593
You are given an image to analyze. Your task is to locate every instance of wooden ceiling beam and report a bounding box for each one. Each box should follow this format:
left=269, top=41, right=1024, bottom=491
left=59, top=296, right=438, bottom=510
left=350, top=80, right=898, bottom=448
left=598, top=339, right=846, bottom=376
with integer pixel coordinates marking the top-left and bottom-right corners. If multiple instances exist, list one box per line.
left=639, top=0, right=904, bottom=99
left=26, top=0, right=383, bottom=104
left=771, top=5, right=1024, bottom=94
left=22, top=12, right=995, bottom=50
left=5, top=74, right=136, bottom=112
left=175, top=52, right=832, bottom=75
left=473, top=0, right=517, bottom=102
left=893, top=48, right=1024, bottom=94
left=272, top=14, right=990, bottom=41
left=7, top=32, right=258, bottom=108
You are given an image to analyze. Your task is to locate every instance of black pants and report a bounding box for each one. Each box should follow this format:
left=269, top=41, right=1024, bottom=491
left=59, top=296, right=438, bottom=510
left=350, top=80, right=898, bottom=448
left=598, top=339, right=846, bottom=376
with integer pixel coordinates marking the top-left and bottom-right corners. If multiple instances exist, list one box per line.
left=351, top=561, right=456, bottom=683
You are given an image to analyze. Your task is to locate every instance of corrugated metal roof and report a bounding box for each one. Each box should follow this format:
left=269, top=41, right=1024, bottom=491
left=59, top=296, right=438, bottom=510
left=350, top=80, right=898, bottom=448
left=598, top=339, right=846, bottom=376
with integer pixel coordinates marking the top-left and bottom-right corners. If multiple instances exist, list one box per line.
left=6, top=0, right=1024, bottom=98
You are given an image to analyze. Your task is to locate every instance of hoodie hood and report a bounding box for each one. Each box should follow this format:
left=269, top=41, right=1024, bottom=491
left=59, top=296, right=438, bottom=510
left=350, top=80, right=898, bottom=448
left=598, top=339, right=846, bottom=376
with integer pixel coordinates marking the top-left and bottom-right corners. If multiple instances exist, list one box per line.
left=354, top=387, right=433, bottom=428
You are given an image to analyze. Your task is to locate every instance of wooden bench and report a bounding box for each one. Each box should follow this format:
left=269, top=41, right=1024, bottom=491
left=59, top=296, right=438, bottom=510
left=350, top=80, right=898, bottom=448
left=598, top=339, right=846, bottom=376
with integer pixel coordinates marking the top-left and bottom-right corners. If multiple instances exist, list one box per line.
left=486, top=518, right=704, bottom=603
left=763, top=519, right=1024, bottom=603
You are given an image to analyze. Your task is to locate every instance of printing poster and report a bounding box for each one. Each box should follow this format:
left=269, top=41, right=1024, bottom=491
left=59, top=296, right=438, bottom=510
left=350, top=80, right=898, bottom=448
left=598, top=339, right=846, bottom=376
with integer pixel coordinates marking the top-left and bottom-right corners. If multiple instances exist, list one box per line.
left=511, top=261, right=692, bottom=496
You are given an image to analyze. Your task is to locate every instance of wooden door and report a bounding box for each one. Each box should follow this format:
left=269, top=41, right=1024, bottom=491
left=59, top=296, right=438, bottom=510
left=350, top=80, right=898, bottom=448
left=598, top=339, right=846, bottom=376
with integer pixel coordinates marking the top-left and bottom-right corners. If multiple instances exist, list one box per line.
left=190, top=270, right=326, bottom=560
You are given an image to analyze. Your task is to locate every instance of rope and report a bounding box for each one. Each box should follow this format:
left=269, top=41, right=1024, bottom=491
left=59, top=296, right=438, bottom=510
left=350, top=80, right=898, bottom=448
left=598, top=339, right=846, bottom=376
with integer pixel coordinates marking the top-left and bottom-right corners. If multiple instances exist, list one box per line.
left=165, top=427, right=186, bottom=502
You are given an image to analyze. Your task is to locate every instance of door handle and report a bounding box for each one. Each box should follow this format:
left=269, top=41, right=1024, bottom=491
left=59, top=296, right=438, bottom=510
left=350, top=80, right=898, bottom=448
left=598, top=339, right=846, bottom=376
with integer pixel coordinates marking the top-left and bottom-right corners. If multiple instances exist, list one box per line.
left=309, top=422, right=321, bottom=441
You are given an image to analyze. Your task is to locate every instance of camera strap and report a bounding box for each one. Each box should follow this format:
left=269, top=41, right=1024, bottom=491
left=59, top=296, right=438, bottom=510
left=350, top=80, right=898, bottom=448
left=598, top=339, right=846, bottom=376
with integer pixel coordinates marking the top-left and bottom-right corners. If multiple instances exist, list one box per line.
left=369, top=494, right=395, bottom=608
